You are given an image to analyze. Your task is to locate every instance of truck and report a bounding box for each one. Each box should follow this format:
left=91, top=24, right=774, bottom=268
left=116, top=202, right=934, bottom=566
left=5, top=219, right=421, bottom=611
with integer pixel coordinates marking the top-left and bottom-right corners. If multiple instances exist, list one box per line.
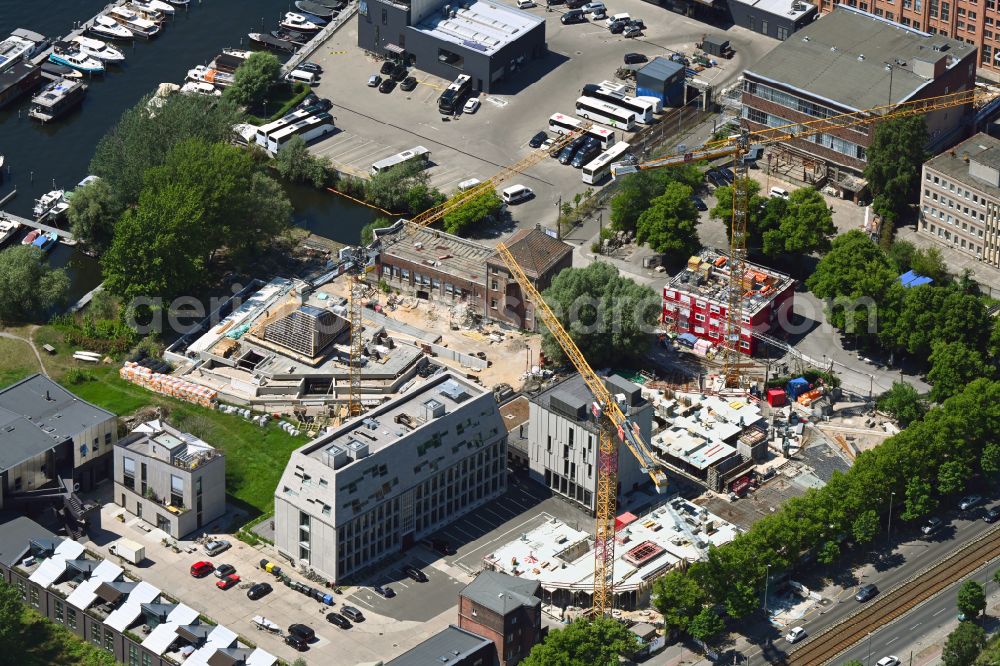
left=109, top=539, right=145, bottom=565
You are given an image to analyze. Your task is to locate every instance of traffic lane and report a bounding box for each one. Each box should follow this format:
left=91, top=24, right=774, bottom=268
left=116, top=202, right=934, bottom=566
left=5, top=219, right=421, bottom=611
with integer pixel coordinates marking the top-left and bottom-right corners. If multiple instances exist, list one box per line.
left=345, top=561, right=464, bottom=622
left=833, top=556, right=1000, bottom=666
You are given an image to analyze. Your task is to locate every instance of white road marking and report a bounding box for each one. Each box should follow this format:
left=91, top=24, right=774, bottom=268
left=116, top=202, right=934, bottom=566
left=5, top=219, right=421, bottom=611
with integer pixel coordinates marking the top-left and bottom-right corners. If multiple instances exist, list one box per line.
left=910, top=623, right=921, bottom=630
left=886, top=636, right=899, bottom=644
left=932, top=607, right=947, bottom=617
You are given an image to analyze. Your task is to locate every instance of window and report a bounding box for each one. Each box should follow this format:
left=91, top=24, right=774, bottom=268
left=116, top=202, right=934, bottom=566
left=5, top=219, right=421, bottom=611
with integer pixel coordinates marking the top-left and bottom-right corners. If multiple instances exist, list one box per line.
left=695, top=313, right=706, bottom=322
left=490, top=299, right=497, bottom=309
left=941, top=1, right=950, bottom=20
left=105, top=432, right=112, bottom=446
left=30, top=586, right=39, bottom=607
left=92, top=623, right=102, bottom=645
left=55, top=600, right=64, bottom=623
left=105, top=628, right=115, bottom=652
left=777, top=26, right=789, bottom=40
left=170, top=474, right=184, bottom=508
left=129, top=645, right=139, bottom=666
left=67, top=608, right=77, bottom=630
left=142, top=653, right=151, bottom=666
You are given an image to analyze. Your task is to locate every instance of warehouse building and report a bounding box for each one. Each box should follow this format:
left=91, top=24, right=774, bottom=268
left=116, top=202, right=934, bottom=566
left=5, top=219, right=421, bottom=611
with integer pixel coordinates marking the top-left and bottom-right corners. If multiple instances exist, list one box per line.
left=726, top=0, right=816, bottom=40
left=273, top=372, right=507, bottom=582
left=742, top=6, right=976, bottom=198
left=357, top=0, right=546, bottom=93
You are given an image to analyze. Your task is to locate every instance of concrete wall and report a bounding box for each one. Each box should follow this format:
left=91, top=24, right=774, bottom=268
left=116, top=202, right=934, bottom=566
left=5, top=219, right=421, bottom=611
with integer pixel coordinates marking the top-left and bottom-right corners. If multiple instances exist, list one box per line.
left=71, top=417, right=117, bottom=491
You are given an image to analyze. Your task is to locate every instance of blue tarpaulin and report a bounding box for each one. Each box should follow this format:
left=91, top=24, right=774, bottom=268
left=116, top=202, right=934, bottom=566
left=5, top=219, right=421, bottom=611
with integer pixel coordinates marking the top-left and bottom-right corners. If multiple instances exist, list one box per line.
left=786, top=377, right=810, bottom=399
left=899, top=270, right=933, bottom=288
left=677, top=333, right=698, bottom=348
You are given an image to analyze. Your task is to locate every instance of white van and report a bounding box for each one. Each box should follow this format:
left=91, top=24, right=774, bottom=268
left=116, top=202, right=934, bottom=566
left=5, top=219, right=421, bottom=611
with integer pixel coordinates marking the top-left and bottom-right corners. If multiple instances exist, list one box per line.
left=286, top=69, right=318, bottom=84
left=501, top=184, right=533, bottom=204
left=581, top=1, right=606, bottom=13
left=458, top=178, right=482, bottom=192
left=605, top=12, right=629, bottom=26
left=769, top=186, right=790, bottom=199
left=517, top=0, right=536, bottom=7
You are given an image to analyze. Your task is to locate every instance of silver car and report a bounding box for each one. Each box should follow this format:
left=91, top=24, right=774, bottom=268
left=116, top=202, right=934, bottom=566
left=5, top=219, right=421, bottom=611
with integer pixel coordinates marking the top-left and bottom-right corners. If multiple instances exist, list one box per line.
left=204, top=539, right=231, bottom=556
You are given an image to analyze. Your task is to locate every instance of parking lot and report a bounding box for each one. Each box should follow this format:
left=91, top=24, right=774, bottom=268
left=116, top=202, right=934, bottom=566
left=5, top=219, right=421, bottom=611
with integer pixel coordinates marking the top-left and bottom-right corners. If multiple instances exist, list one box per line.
left=306, top=1, right=778, bottom=234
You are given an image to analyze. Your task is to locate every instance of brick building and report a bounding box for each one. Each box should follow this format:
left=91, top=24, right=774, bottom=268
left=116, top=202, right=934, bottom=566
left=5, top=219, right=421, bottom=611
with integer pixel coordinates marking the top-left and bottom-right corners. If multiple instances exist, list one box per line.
left=661, top=251, right=795, bottom=356
left=485, top=227, right=573, bottom=331
left=458, top=571, right=542, bottom=666
left=810, top=0, right=1000, bottom=81
left=742, top=7, right=977, bottom=198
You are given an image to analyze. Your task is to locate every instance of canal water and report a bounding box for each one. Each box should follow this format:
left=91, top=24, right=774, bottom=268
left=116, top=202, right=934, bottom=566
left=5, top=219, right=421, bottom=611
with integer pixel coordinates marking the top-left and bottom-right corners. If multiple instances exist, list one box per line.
left=0, top=0, right=375, bottom=304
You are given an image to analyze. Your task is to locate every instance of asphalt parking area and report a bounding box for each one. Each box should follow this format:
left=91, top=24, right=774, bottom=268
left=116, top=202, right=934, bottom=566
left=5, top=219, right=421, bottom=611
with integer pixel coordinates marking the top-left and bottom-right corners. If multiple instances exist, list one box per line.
left=346, top=562, right=465, bottom=622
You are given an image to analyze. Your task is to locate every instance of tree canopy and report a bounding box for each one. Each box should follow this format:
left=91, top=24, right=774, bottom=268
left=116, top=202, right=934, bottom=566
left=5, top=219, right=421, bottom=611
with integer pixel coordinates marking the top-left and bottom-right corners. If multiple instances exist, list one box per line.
left=342, top=160, right=445, bottom=216
left=760, top=188, right=836, bottom=257
left=0, top=246, right=69, bottom=323
left=441, top=189, right=504, bottom=236
left=223, top=52, right=282, bottom=107
left=0, top=578, right=24, bottom=652
left=876, top=382, right=926, bottom=426
left=540, top=262, right=658, bottom=367
left=942, top=621, right=985, bottom=666
left=652, top=569, right=705, bottom=634
left=927, top=341, right=990, bottom=403
left=272, top=134, right=333, bottom=188
left=635, top=181, right=700, bottom=258
left=65, top=176, right=122, bottom=254
left=956, top=581, right=986, bottom=619
left=610, top=165, right=701, bottom=232
left=688, top=608, right=725, bottom=645
left=521, top=617, right=639, bottom=666
left=864, top=115, right=929, bottom=229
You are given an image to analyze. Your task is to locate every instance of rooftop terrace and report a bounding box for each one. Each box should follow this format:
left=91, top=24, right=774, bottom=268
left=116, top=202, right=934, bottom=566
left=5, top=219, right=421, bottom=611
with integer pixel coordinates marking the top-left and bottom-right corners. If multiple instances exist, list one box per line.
left=666, top=250, right=794, bottom=317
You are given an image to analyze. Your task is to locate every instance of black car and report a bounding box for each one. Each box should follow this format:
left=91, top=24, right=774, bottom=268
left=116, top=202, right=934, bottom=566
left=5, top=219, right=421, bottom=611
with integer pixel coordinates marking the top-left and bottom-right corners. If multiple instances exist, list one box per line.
left=608, top=20, right=626, bottom=34
left=375, top=585, right=396, bottom=598
left=566, top=0, right=588, bottom=7
left=529, top=131, right=548, bottom=148
left=403, top=565, right=428, bottom=582
left=623, top=52, right=648, bottom=64
left=284, top=634, right=308, bottom=652
left=378, top=78, right=397, bottom=93
left=560, top=10, right=587, bottom=23
left=380, top=61, right=395, bottom=75
left=214, top=564, right=236, bottom=579
left=690, top=195, right=707, bottom=211
left=326, top=612, right=351, bottom=629
left=558, top=136, right=587, bottom=164
left=985, top=507, right=1000, bottom=523
left=855, top=583, right=878, bottom=602
left=341, top=606, right=365, bottom=622
left=391, top=64, right=408, bottom=81
left=247, top=582, right=272, bottom=600
left=718, top=166, right=735, bottom=183
left=627, top=18, right=646, bottom=28
left=298, top=61, right=322, bottom=74
left=305, top=98, right=333, bottom=112
left=400, top=76, right=417, bottom=91
left=288, top=624, right=315, bottom=642
left=571, top=141, right=601, bottom=168
left=705, top=169, right=726, bottom=187
left=546, top=0, right=566, bottom=5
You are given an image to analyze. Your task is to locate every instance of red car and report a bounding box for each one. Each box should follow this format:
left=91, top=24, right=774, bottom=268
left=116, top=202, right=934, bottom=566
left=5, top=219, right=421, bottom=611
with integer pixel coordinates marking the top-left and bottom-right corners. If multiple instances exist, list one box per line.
left=216, top=574, right=240, bottom=590
left=190, top=561, right=214, bottom=578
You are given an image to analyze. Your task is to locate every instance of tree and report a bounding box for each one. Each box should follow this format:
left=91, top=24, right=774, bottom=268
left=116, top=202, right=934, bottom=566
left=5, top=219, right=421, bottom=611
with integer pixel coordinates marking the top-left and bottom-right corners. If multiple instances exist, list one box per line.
left=521, top=617, right=639, bottom=666
left=635, top=182, right=700, bottom=259
left=688, top=608, right=725, bottom=646
left=360, top=217, right=393, bottom=245
left=909, top=246, right=949, bottom=283
left=938, top=460, right=971, bottom=496
left=292, top=659, right=308, bottom=666
left=852, top=509, right=880, bottom=544
left=877, top=382, right=926, bottom=426
left=66, top=176, right=122, bottom=254
left=709, top=178, right=769, bottom=248
left=879, top=286, right=989, bottom=359
left=611, top=165, right=701, bottom=232
left=900, top=476, right=937, bottom=521
left=761, top=188, right=836, bottom=258
left=928, top=341, right=990, bottom=403
left=942, top=621, right=985, bottom=666
left=0, top=246, right=70, bottom=323
left=864, top=115, right=929, bottom=224
left=957, top=581, right=986, bottom=619
left=0, top=579, right=23, bottom=653
left=994, top=568, right=1000, bottom=588
left=441, top=189, right=504, bottom=236
left=272, top=134, right=332, bottom=188
left=540, top=262, right=659, bottom=367
left=362, top=160, right=443, bottom=215
left=223, top=51, right=282, bottom=107
left=842, top=661, right=865, bottom=666
left=817, top=539, right=841, bottom=565
left=982, top=442, right=1000, bottom=476
left=652, top=569, right=705, bottom=633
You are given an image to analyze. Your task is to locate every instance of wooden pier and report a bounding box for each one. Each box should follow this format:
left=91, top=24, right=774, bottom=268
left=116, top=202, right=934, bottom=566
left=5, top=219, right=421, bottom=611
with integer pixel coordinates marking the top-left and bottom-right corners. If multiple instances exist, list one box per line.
left=0, top=209, right=76, bottom=245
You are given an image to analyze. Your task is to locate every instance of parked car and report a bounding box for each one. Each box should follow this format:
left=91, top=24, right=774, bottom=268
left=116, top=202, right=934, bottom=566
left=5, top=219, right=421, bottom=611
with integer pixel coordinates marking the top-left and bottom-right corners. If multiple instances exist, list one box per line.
left=400, top=76, right=417, bottom=91
left=403, top=565, right=428, bottom=582
left=718, top=166, right=735, bottom=182
left=922, top=517, right=943, bottom=535
left=558, top=136, right=587, bottom=164
left=959, top=495, right=983, bottom=510
left=288, top=624, right=315, bottom=642
left=608, top=20, right=626, bottom=33
left=326, top=612, right=351, bottom=628
left=855, top=583, right=878, bottom=602
left=529, top=131, right=548, bottom=148
left=204, top=540, right=230, bottom=556
left=591, top=9, right=606, bottom=19
left=190, top=561, right=214, bottom=578
left=623, top=52, right=648, bottom=64
left=561, top=9, right=587, bottom=23
left=690, top=195, right=707, bottom=211
left=623, top=24, right=642, bottom=37
left=785, top=627, right=806, bottom=643
left=284, top=634, right=308, bottom=651
left=571, top=141, right=601, bottom=168
left=378, top=78, right=396, bottom=93
left=706, top=169, right=726, bottom=187
left=367, top=74, right=382, bottom=87
left=984, top=507, right=1000, bottom=523
left=580, top=1, right=605, bottom=11
left=214, top=564, right=236, bottom=579
left=566, top=0, right=588, bottom=7
left=375, top=585, right=396, bottom=598
left=391, top=63, right=408, bottom=81
left=626, top=17, right=646, bottom=28
left=216, top=574, right=240, bottom=590
left=298, top=61, right=322, bottom=74
left=876, top=657, right=901, bottom=666
left=464, top=97, right=480, bottom=114
left=380, top=61, right=395, bottom=75
left=517, top=0, right=536, bottom=7
left=341, top=606, right=365, bottom=622
left=247, top=582, right=273, bottom=600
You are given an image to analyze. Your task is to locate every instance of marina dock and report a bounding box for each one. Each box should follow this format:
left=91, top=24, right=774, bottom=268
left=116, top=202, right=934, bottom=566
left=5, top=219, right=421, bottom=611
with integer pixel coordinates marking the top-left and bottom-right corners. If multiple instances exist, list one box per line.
left=0, top=209, right=76, bottom=245
left=28, top=1, right=129, bottom=75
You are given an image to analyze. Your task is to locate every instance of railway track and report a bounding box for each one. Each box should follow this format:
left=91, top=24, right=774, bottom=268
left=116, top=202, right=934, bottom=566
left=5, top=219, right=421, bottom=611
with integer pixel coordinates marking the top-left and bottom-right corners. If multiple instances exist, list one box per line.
left=778, top=526, right=1000, bottom=665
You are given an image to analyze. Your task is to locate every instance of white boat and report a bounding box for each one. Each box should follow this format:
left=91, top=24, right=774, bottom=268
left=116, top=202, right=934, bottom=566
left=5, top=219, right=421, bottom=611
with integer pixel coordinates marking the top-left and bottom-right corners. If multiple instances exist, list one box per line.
left=73, top=352, right=101, bottom=363
left=222, top=48, right=253, bottom=60
left=49, top=43, right=105, bottom=74
left=166, top=0, right=190, bottom=5
left=108, top=7, right=162, bottom=38
left=279, top=12, right=321, bottom=32
left=180, top=81, right=221, bottom=97
left=122, top=2, right=168, bottom=23
left=70, top=35, right=126, bottom=63
left=0, top=218, right=21, bottom=246
left=33, top=189, right=65, bottom=219
left=133, top=0, right=175, bottom=15
left=90, top=15, right=134, bottom=40
left=186, top=65, right=234, bottom=88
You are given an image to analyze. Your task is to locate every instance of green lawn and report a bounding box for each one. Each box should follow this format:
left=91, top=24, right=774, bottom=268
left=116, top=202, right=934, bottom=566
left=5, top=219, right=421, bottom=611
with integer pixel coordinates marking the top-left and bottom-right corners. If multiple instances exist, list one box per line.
left=0, top=337, right=43, bottom=386
left=20, top=607, right=114, bottom=666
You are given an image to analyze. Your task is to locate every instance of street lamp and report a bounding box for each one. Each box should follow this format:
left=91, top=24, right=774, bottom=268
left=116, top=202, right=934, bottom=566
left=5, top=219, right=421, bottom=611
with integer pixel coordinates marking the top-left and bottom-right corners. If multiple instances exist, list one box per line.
left=887, top=491, right=896, bottom=546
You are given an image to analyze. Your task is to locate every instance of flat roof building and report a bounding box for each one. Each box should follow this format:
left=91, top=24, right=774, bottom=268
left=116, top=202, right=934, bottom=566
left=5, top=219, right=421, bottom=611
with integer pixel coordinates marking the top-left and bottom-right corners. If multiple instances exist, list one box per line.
left=485, top=227, right=573, bottom=331
left=918, top=133, right=1000, bottom=269
left=742, top=7, right=977, bottom=198
left=384, top=625, right=497, bottom=666
left=726, top=0, right=817, bottom=41
left=459, top=571, right=542, bottom=666
left=274, top=371, right=507, bottom=582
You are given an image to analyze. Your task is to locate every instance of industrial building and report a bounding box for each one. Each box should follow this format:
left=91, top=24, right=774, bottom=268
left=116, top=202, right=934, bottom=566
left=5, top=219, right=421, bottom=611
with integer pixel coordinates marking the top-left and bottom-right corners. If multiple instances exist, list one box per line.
left=726, top=0, right=816, bottom=40
left=357, top=0, right=546, bottom=93
left=635, top=58, right=687, bottom=108
left=0, top=514, right=276, bottom=666
left=113, top=420, right=226, bottom=539
left=742, top=7, right=977, bottom=198
left=526, top=374, right=652, bottom=514
left=485, top=227, right=573, bottom=331
left=458, top=572, right=542, bottom=666
left=273, top=372, right=507, bottom=582
left=918, top=133, right=1000, bottom=269
left=661, top=250, right=795, bottom=356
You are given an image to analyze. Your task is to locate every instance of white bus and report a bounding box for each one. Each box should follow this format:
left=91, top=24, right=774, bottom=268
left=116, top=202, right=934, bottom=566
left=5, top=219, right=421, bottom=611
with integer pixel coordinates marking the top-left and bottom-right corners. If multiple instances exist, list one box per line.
left=583, top=83, right=656, bottom=124
left=581, top=142, right=631, bottom=185
left=599, top=80, right=664, bottom=113
left=266, top=113, right=335, bottom=155
left=575, top=96, right=637, bottom=131
left=255, top=109, right=311, bottom=149
left=370, top=146, right=431, bottom=175
left=547, top=113, right=616, bottom=149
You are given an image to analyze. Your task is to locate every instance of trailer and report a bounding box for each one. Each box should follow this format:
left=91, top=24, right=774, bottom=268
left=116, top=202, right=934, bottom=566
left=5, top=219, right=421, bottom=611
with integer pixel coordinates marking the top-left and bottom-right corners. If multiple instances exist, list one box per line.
left=109, top=539, right=145, bottom=565
left=252, top=616, right=281, bottom=634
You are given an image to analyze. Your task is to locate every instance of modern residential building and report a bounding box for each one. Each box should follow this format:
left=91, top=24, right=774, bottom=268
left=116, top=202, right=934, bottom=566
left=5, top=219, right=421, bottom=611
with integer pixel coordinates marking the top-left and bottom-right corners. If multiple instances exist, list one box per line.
left=357, top=0, right=546, bottom=93
left=0, top=514, right=276, bottom=666
left=918, top=132, right=1000, bottom=267
left=810, top=0, right=1000, bottom=81
left=273, top=372, right=507, bottom=582
left=384, top=624, right=497, bottom=666
left=661, top=250, right=795, bottom=356
left=113, top=420, right=226, bottom=538
left=526, top=374, right=652, bottom=514
left=458, top=571, right=542, bottom=666
left=742, top=7, right=977, bottom=198
left=485, top=228, right=572, bottom=331
left=499, top=395, right=529, bottom=471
